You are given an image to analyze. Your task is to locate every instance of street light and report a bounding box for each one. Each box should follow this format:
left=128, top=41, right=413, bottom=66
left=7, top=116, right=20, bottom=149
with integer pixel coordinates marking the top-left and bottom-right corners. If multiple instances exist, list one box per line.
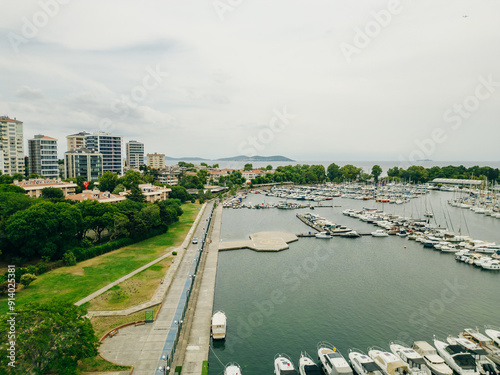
left=159, top=355, right=170, bottom=374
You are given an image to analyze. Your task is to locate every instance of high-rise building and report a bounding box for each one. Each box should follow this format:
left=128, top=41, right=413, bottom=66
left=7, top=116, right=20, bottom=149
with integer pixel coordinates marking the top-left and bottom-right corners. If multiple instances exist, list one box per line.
left=85, top=132, right=123, bottom=175
left=146, top=153, right=165, bottom=169
left=67, top=131, right=90, bottom=151
left=0, top=116, right=25, bottom=176
left=64, top=148, right=103, bottom=182
left=28, top=134, right=59, bottom=178
left=126, top=140, right=144, bottom=169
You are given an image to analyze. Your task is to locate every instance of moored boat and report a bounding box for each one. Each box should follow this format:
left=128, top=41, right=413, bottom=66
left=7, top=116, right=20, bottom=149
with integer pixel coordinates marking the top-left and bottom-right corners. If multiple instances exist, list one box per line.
left=390, top=341, right=431, bottom=375
left=433, top=338, right=479, bottom=375
left=368, top=346, right=411, bottom=375
left=349, top=348, right=384, bottom=375
left=318, top=342, right=353, bottom=375
left=299, top=352, right=322, bottom=375
left=275, top=353, right=299, bottom=375
left=224, top=362, right=242, bottom=375
left=412, top=341, right=453, bottom=375
left=211, top=311, right=227, bottom=340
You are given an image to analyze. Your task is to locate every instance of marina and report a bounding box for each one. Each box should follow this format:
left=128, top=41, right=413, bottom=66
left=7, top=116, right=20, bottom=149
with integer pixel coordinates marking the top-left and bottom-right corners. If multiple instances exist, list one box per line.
left=209, top=189, right=500, bottom=374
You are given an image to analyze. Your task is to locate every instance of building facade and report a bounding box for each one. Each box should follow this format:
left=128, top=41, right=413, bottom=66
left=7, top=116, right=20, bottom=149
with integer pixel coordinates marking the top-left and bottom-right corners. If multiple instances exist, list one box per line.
left=126, top=140, right=144, bottom=169
left=66, top=131, right=89, bottom=151
left=64, top=148, right=103, bottom=181
left=146, top=153, right=165, bottom=169
left=13, top=178, right=77, bottom=198
left=28, top=134, right=59, bottom=178
left=0, top=116, right=25, bottom=176
left=85, top=132, right=123, bottom=175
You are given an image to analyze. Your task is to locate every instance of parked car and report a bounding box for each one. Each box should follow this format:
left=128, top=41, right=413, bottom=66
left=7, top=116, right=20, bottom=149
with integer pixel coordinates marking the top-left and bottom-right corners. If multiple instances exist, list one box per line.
left=192, top=238, right=198, bottom=244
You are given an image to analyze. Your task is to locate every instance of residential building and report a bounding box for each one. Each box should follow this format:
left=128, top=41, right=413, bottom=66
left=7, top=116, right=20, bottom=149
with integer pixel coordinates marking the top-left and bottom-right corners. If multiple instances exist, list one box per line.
left=66, top=131, right=89, bottom=151
left=136, top=183, right=171, bottom=203
left=241, top=169, right=271, bottom=182
left=0, top=116, right=25, bottom=175
left=158, top=170, right=178, bottom=186
left=13, top=178, right=77, bottom=198
left=85, top=132, right=123, bottom=175
left=64, top=148, right=103, bottom=181
left=66, top=188, right=126, bottom=203
left=146, top=153, right=165, bottom=169
left=28, top=134, right=59, bottom=178
left=126, top=140, right=144, bottom=169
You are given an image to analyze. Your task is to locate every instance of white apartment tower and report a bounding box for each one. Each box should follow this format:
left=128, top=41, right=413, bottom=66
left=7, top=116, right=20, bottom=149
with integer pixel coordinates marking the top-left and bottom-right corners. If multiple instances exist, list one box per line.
left=126, top=140, right=144, bottom=169
left=0, top=116, right=25, bottom=176
left=28, top=134, right=59, bottom=178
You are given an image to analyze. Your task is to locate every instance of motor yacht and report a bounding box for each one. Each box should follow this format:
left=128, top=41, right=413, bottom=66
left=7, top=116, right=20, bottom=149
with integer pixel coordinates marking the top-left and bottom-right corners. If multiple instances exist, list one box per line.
left=349, top=348, right=384, bottom=375
left=447, top=335, right=498, bottom=374
left=316, top=231, right=332, bottom=239
left=412, top=341, right=453, bottom=375
left=368, top=347, right=411, bottom=375
left=211, top=311, right=227, bottom=340
left=390, top=342, right=431, bottom=375
left=484, top=327, right=500, bottom=347
left=433, top=338, right=479, bottom=375
left=275, top=354, right=299, bottom=375
left=318, top=342, right=353, bottom=375
left=224, top=363, right=242, bottom=375
left=372, top=230, right=389, bottom=237
left=299, top=352, right=322, bottom=375
left=460, top=328, right=500, bottom=366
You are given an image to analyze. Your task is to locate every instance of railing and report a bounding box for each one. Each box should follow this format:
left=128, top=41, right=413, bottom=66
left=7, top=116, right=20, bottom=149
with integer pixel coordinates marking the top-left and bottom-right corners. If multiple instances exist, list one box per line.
left=155, top=201, right=217, bottom=374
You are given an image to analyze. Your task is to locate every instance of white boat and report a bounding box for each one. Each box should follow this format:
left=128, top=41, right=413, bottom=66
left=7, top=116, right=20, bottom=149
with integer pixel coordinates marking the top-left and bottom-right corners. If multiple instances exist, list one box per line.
left=318, top=342, right=353, bottom=375
left=424, top=211, right=434, bottom=218
left=433, top=338, right=479, bottom=375
left=390, top=342, right=431, bottom=375
left=316, top=231, right=332, bottom=239
left=368, top=347, right=411, bottom=375
left=482, top=259, right=500, bottom=271
left=412, top=341, right=453, bottom=375
left=396, top=230, right=409, bottom=237
left=341, top=231, right=360, bottom=238
left=372, top=230, right=389, bottom=237
left=349, top=348, right=384, bottom=375
left=275, top=353, right=299, bottom=375
left=461, top=328, right=500, bottom=366
left=224, top=362, right=242, bottom=375
left=299, top=352, right=322, bottom=375
left=484, top=327, right=500, bottom=347
left=211, top=311, right=227, bottom=340
left=447, top=335, right=498, bottom=374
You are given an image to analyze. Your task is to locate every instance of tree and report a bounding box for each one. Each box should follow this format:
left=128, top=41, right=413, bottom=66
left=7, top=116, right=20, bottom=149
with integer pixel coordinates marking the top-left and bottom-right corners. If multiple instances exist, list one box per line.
left=41, top=187, right=64, bottom=201
left=340, top=164, right=362, bottom=181
left=112, top=183, right=126, bottom=194
left=310, top=165, right=326, bottom=183
left=77, top=200, right=116, bottom=242
left=120, top=169, right=143, bottom=189
left=0, top=184, right=25, bottom=194
left=243, top=163, right=253, bottom=171
left=327, top=163, right=342, bottom=182
left=371, top=165, right=383, bottom=182
left=62, top=251, right=77, bottom=266
left=127, top=186, right=146, bottom=203
left=0, top=302, right=99, bottom=375
left=266, top=165, right=273, bottom=170
left=197, top=169, right=209, bottom=185
left=98, top=171, right=118, bottom=193
left=169, top=186, right=190, bottom=202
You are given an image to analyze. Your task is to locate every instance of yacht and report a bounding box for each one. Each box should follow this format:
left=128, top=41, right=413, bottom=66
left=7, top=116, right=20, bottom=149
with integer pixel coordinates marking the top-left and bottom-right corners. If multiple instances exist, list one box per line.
left=275, top=354, right=299, bottom=375
left=390, top=342, right=431, bottom=375
left=481, top=259, right=500, bottom=271
left=318, top=342, right=353, bottom=375
left=349, top=348, right=384, bottom=375
left=372, top=230, right=389, bottom=237
left=341, top=231, right=360, bottom=238
left=224, top=363, right=242, bottom=375
left=299, top=352, right=322, bottom=375
left=447, top=335, right=498, bottom=374
left=316, top=231, right=332, bottom=239
left=460, top=328, right=500, bottom=366
left=368, top=347, right=411, bottom=375
left=484, top=327, right=500, bottom=347
left=412, top=341, right=453, bottom=375
left=396, top=230, right=409, bottom=237
left=211, top=311, right=227, bottom=340
left=433, top=338, right=479, bottom=375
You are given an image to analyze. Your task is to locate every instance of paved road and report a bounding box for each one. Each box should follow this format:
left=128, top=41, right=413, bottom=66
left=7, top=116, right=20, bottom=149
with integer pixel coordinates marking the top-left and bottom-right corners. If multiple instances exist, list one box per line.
left=99, top=203, right=212, bottom=375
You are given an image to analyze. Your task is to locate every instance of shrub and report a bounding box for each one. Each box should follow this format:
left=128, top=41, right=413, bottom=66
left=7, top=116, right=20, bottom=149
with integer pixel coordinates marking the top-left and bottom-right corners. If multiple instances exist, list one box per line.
left=172, top=251, right=177, bottom=256
left=0, top=281, right=10, bottom=295
left=62, top=251, right=77, bottom=266
left=35, top=263, right=48, bottom=275
left=20, top=273, right=37, bottom=287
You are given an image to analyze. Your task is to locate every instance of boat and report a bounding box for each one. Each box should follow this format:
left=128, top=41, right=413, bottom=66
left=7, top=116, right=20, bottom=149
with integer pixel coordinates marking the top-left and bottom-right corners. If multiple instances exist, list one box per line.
left=460, top=328, right=500, bottom=365
left=341, top=231, right=360, bottom=238
left=211, top=311, right=227, bottom=340
left=372, top=230, right=389, bottom=237
left=481, top=259, right=500, bottom=270
left=447, top=335, right=498, bottom=374
left=299, top=352, right=322, bottom=375
left=224, top=363, right=242, bottom=375
left=433, top=338, right=479, bottom=375
left=412, top=341, right=453, bottom=375
left=484, top=327, right=500, bottom=347
left=349, top=348, right=384, bottom=375
left=368, top=346, right=411, bottom=375
left=318, top=342, right=353, bottom=375
left=316, top=231, right=332, bottom=239
left=390, top=342, right=431, bottom=375
left=396, top=230, right=409, bottom=237
left=424, top=211, right=434, bottom=218
left=275, top=353, right=299, bottom=375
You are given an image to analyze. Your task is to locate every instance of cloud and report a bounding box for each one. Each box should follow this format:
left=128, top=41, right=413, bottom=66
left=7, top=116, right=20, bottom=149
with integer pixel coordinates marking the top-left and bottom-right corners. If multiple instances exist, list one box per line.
left=15, top=86, right=44, bottom=100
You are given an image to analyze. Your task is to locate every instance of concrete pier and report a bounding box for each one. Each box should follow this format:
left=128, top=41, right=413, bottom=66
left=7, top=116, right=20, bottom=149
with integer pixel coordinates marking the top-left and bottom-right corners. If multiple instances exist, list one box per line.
left=219, top=231, right=298, bottom=252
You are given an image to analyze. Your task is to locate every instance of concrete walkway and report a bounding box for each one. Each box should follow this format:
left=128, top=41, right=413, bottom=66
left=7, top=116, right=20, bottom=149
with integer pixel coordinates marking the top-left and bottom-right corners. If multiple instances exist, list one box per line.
left=178, top=204, right=223, bottom=374
left=99, top=204, right=212, bottom=375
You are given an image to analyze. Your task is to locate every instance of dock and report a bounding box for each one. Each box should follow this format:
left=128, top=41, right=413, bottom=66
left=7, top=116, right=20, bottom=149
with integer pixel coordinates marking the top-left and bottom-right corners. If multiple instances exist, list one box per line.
left=219, top=232, right=298, bottom=252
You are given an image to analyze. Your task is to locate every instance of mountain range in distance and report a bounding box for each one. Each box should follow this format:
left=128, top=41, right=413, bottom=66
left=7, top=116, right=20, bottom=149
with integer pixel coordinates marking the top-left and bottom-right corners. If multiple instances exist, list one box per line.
left=164, top=155, right=294, bottom=162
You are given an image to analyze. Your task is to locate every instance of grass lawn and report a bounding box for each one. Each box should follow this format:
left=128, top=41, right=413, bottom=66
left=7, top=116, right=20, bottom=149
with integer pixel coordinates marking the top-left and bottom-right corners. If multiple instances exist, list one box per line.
left=0, top=203, right=201, bottom=315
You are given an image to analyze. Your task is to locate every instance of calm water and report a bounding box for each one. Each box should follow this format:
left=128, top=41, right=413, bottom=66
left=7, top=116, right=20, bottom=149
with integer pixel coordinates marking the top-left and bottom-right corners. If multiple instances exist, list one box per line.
left=208, top=191, right=500, bottom=375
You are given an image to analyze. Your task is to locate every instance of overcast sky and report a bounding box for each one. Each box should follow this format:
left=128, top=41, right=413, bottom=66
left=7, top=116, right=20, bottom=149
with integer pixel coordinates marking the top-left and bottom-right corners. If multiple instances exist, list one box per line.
left=1, top=0, right=499, bottom=162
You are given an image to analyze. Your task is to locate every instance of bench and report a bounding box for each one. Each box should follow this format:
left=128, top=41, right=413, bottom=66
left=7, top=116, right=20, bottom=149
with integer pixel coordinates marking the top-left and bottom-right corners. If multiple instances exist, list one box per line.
left=109, top=330, right=118, bottom=337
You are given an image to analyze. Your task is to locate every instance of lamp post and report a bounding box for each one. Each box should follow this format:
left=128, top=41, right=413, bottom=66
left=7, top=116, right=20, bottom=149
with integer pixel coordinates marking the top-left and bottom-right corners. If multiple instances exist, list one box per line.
left=158, top=355, right=169, bottom=374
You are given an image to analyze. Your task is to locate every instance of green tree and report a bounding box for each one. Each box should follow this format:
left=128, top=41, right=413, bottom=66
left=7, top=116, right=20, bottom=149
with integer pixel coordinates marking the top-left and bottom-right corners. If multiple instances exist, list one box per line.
left=309, top=165, right=326, bottom=183
left=327, top=163, right=342, bottom=182
left=0, top=184, right=25, bottom=194
left=340, top=164, right=362, bottom=181
left=169, top=186, right=191, bottom=202
left=41, top=187, right=65, bottom=201
left=197, top=169, right=209, bottom=185
left=120, top=169, right=143, bottom=189
left=0, top=302, right=99, bottom=375
left=127, top=186, right=146, bottom=203
left=62, top=251, right=77, bottom=266
left=371, top=165, right=383, bottom=182
left=77, top=200, right=116, bottom=242
left=20, top=273, right=37, bottom=287
left=112, top=183, right=126, bottom=194
left=98, top=171, right=118, bottom=193
left=243, top=163, right=253, bottom=171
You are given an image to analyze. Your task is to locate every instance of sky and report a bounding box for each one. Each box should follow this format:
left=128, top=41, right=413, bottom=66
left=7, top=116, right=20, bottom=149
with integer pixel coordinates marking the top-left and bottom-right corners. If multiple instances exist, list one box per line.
left=1, top=0, right=500, bottom=162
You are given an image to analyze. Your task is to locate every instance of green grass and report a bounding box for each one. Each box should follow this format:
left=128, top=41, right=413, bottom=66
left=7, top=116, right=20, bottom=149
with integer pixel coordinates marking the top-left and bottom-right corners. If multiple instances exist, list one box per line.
left=0, top=203, right=201, bottom=315
left=78, top=355, right=132, bottom=373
